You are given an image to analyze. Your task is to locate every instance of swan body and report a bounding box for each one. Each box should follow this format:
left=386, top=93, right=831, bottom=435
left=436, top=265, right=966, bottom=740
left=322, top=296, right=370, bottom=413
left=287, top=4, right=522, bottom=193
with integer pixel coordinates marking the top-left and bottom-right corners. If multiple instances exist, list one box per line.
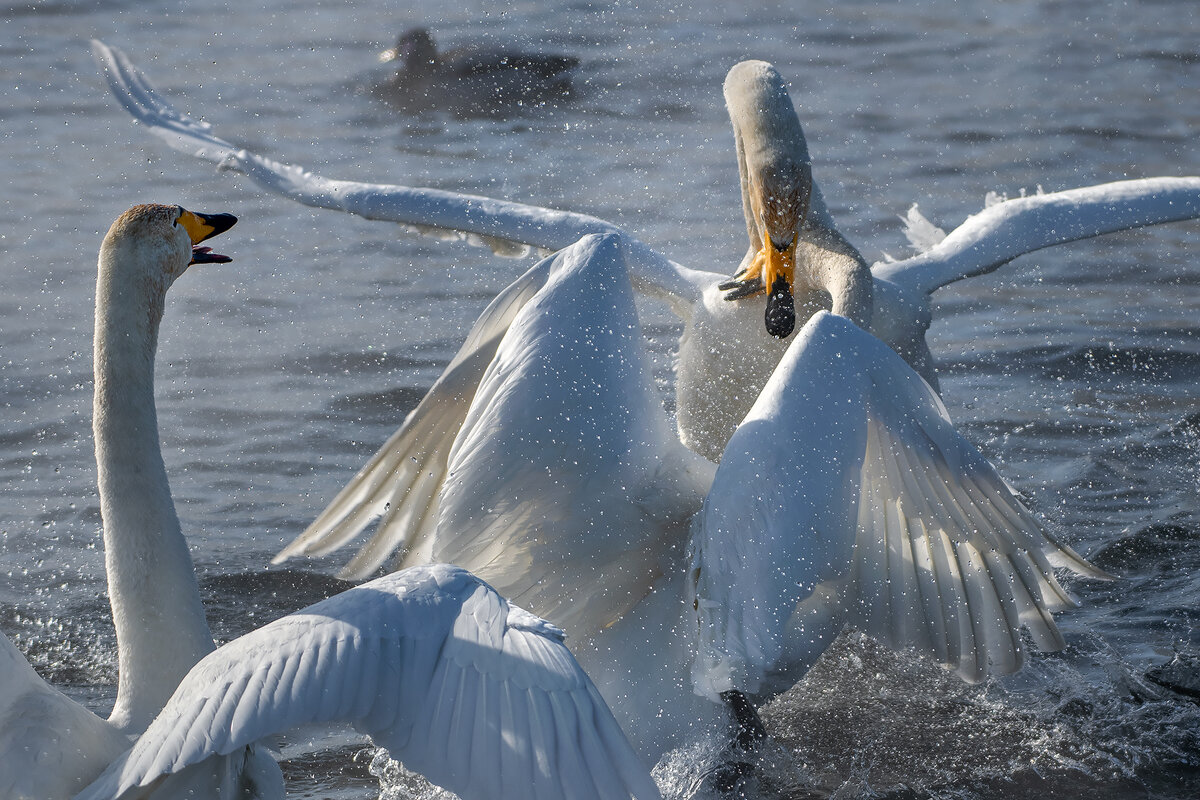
left=74, top=564, right=660, bottom=800
left=264, top=232, right=1104, bottom=762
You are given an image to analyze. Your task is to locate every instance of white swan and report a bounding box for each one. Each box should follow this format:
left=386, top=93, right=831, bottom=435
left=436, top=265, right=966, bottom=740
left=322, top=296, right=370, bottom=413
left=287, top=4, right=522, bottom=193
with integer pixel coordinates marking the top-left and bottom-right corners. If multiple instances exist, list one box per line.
left=268, top=232, right=1106, bottom=765
left=0, top=206, right=656, bottom=800
left=0, top=203, right=267, bottom=800
left=73, top=564, right=660, bottom=800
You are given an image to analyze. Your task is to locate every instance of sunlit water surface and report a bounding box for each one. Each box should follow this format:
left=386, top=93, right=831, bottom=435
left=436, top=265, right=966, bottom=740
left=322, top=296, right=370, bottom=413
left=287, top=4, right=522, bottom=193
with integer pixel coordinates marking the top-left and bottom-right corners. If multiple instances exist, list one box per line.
left=2, top=1, right=1198, bottom=797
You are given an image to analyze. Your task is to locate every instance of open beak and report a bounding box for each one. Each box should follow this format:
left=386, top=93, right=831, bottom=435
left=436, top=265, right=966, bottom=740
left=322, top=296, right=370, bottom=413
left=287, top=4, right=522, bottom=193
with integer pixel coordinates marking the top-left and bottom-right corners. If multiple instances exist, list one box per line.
left=179, top=208, right=237, bottom=264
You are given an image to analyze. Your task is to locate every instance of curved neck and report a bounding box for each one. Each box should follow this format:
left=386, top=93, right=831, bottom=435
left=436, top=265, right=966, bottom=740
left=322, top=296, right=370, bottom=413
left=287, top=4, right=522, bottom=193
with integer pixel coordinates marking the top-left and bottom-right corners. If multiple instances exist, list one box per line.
left=798, top=218, right=874, bottom=329
left=93, top=249, right=214, bottom=733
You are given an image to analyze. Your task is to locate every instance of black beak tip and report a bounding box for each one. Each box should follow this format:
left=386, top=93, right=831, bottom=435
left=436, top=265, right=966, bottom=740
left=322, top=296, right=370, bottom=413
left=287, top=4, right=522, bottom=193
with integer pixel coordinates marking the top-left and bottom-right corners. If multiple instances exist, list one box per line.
left=764, top=277, right=795, bottom=339
left=202, top=212, right=238, bottom=241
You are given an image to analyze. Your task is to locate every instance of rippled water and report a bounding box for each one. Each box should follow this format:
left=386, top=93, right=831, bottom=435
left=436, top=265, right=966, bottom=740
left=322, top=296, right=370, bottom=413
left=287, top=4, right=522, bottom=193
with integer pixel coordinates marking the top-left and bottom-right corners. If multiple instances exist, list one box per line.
left=2, top=1, right=1198, bottom=797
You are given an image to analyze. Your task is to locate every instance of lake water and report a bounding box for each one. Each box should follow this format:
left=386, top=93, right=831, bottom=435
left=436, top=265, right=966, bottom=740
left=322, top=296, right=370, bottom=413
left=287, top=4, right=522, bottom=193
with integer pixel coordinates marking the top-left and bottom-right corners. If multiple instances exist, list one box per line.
left=2, top=1, right=1198, bottom=798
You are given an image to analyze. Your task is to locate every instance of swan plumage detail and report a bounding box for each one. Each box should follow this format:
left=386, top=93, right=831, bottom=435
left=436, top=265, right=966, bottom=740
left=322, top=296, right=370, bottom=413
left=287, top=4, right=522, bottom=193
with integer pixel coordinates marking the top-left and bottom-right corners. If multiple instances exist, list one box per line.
left=74, top=564, right=660, bottom=800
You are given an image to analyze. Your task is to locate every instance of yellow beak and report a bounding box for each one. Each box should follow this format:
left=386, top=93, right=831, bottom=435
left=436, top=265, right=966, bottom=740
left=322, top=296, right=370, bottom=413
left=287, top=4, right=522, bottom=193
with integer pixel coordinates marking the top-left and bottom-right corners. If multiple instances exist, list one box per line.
left=178, top=208, right=237, bottom=245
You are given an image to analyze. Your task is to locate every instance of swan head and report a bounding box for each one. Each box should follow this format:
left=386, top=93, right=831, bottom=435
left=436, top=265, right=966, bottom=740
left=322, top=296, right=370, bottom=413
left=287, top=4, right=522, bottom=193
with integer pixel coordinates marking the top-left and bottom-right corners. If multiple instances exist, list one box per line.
left=96, top=205, right=236, bottom=338
left=720, top=60, right=815, bottom=339
left=100, top=203, right=236, bottom=287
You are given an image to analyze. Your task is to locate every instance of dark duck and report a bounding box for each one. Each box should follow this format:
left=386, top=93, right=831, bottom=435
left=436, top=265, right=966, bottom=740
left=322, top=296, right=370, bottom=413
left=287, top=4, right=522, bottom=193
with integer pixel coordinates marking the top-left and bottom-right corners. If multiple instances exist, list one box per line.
left=373, top=27, right=579, bottom=115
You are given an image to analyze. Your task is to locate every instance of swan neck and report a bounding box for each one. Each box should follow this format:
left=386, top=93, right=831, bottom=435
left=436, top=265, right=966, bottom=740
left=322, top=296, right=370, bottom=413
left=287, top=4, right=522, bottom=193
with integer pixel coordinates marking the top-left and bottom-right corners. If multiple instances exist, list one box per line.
left=799, top=220, right=874, bottom=329
left=93, top=246, right=214, bottom=733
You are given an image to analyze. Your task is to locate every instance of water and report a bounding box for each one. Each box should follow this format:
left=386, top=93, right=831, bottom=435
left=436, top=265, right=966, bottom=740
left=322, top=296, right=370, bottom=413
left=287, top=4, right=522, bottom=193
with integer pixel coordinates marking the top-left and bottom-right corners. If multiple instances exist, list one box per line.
left=2, top=0, right=1198, bottom=797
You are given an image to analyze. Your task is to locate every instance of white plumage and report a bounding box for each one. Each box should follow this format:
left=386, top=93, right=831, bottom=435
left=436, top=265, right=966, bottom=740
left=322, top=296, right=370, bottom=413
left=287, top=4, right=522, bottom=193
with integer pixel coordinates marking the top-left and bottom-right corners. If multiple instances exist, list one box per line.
left=74, top=564, right=660, bottom=800
left=0, top=203, right=275, bottom=800
left=218, top=231, right=1106, bottom=763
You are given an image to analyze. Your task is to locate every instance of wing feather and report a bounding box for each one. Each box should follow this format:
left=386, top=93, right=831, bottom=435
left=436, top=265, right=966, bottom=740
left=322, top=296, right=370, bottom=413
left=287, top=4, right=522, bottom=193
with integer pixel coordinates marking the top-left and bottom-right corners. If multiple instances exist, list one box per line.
left=695, top=313, right=1106, bottom=695
left=275, top=256, right=552, bottom=579
left=873, top=175, right=1200, bottom=293
left=840, top=320, right=1109, bottom=681
left=874, top=177, right=1200, bottom=295
left=91, top=40, right=711, bottom=316
left=74, top=565, right=659, bottom=800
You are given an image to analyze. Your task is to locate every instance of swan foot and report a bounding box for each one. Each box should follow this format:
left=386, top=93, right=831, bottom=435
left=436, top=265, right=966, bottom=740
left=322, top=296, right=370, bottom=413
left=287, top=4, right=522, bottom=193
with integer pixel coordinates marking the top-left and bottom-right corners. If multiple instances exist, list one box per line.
left=693, top=691, right=768, bottom=795
left=720, top=689, right=767, bottom=752
left=719, top=274, right=765, bottom=300
left=718, top=249, right=768, bottom=299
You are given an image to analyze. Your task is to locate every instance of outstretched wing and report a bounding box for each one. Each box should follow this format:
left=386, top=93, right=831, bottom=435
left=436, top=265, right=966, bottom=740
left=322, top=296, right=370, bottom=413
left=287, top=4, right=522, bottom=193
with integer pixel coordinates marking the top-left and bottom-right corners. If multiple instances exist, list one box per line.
left=691, top=312, right=1108, bottom=697
left=275, top=258, right=554, bottom=579
left=90, top=40, right=710, bottom=311
left=874, top=177, right=1200, bottom=295
left=74, top=564, right=660, bottom=800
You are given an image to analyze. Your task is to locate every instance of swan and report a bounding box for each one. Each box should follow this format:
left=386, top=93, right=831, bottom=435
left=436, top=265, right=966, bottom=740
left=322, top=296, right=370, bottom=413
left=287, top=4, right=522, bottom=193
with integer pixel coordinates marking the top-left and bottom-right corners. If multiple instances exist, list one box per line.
left=373, top=27, right=579, bottom=113
left=72, top=564, right=660, bottom=800
left=0, top=202, right=267, bottom=800
left=0, top=206, right=655, bottom=800
left=247, top=231, right=1106, bottom=767
left=91, top=40, right=1200, bottom=472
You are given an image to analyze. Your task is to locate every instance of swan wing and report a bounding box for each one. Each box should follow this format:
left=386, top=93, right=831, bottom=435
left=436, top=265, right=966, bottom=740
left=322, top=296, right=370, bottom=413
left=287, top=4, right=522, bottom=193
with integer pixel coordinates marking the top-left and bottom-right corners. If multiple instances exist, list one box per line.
left=691, top=312, right=1106, bottom=695
left=73, top=565, right=660, bottom=800
left=429, top=234, right=712, bottom=634
left=90, top=40, right=710, bottom=309
left=274, top=257, right=554, bottom=579
left=1, top=632, right=129, bottom=800
left=841, top=322, right=1108, bottom=683
left=874, top=177, right=1200, bottom=295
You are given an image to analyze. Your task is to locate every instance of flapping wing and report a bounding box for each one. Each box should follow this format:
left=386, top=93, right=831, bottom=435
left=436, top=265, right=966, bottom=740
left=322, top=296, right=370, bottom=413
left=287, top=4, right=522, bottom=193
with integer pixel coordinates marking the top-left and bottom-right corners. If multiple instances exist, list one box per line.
left=843, top=326, right=1109, bottom=683
left=275, top=258, right=554, bottom=579
left=691, top=312, right=1108, bottom=696
left=74, top=565, right=660, bottom=800
left=691, top=312, right=872, bottom=698
left=91, top=40, right=710, bottom=310
left=874, top=177, right=1200, bottom=295
left=428, top=235, right=709, bottom=634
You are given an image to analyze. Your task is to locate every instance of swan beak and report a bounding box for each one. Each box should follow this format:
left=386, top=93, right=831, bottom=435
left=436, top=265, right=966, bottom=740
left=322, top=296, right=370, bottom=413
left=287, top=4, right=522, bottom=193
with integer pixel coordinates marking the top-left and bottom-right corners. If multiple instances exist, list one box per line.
left=763, top=239, right=796, bottom=338
left=180, top=209, right=237, bottom=264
